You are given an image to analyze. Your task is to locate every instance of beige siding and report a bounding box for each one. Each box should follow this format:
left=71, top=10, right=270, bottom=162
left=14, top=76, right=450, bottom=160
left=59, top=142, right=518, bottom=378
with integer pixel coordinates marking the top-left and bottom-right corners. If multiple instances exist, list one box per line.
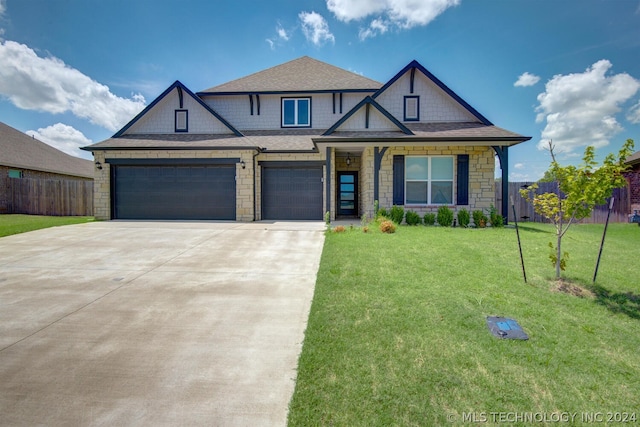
left=126, top=89, right=234, bottom=135
left=375, top=72, right=477, bottom=123
left=203, top=93, right=373, bottom=131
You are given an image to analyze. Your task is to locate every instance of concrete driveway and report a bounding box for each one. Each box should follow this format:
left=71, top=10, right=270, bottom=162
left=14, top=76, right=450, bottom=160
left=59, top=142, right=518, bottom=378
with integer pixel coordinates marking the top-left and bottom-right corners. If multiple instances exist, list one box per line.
left=0, top=220, right=325, bottom=426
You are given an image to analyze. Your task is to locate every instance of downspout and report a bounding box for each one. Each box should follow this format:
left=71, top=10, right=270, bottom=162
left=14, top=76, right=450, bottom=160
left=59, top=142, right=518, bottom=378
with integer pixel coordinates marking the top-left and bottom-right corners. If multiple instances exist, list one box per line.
left=252, top=148, right=261, bottom=221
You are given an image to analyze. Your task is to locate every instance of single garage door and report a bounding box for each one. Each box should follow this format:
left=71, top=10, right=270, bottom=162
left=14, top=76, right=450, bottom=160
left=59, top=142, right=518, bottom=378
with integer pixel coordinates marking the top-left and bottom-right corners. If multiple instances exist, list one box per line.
left=261, top=163, right=323, bottom=220
left=112, top=163, right=236, bottom=220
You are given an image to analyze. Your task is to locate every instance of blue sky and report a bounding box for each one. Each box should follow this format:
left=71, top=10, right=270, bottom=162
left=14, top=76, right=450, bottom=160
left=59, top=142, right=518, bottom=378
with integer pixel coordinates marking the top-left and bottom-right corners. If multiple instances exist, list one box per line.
left=1, top=0, right=639, bottom=180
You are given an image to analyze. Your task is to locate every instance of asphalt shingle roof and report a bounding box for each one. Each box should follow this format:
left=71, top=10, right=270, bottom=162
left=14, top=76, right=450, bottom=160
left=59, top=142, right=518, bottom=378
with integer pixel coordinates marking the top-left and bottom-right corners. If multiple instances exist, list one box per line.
left=0, top=122, right=93, bottom=178
left=625, top=150, right=640, bottom=166
left=199, top=56, right=383, bottom=94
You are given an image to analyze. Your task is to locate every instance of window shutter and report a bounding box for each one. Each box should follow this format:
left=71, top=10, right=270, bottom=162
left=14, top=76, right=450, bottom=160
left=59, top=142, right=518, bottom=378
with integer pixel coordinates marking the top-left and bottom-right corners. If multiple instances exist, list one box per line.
left=456, top=154, right=469, bottom=205
left=393, top=155, right=405, bottom=205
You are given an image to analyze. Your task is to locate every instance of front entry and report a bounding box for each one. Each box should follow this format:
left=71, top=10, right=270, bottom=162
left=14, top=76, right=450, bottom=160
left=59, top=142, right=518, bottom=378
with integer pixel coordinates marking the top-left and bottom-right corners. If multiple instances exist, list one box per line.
left=337, top=172, right=358, bottom=217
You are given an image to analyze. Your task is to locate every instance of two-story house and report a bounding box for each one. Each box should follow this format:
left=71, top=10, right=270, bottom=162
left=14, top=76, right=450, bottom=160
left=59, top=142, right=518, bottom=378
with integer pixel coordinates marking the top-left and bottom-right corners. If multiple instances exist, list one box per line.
left=83, top=56, right=530, bottom=221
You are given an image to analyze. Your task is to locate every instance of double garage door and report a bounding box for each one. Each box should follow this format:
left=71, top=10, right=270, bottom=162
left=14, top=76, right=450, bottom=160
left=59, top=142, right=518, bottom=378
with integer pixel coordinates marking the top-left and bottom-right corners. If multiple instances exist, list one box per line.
left=110, top=160, right=323, bottom=221
left=112, top=162, right=236, bottom=220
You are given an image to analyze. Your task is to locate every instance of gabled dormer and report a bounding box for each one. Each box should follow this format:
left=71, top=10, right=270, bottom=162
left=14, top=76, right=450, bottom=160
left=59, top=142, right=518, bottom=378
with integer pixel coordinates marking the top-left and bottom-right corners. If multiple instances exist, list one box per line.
left=114, top=81, right=242, bottom=137
left=196, top=56, right=382, bottom=131
left=323, top=96, right=413, bottom=135
left=372, top=60, right=492, bottom=125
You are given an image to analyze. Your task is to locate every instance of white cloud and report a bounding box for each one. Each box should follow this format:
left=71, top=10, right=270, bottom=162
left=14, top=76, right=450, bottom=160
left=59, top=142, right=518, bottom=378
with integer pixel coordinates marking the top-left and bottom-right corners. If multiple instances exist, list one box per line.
left=299, top=11, right=335, bottom=46
left=514, top=72, right=540, bottom=87
left=328, top=0, right=459, bottom=37
left=0, top=0, right=6, bottom=17
left=0, top=40, right=146, bottom=132
left=514, top=163, right=525, bottom=169
left=627, top=100, right=640, bottom=124
left=26, top=123, right=92, bottom=159
left=276, top=23, right=289, bottom=41
left=359, top=18, right=389, bottom=40
left=534, top=59, right=640, bottom=154
left=265, top=38, right=275, bottom=49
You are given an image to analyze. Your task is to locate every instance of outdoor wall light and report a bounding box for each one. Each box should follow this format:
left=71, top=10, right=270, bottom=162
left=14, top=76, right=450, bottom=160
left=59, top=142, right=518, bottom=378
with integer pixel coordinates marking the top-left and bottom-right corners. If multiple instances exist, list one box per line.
left=95, top=161, right=102, bottom=170
left=240, top=160, right=246, bottom=169
left=345, top=153, right=352, bottom=166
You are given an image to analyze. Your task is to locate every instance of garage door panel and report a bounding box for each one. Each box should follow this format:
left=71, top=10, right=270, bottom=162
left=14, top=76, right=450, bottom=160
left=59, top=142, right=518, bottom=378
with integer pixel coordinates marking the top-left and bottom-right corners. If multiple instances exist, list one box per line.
left=113, top=165, right=236, bottom=220
left=262, top=166, right=322, bottom=220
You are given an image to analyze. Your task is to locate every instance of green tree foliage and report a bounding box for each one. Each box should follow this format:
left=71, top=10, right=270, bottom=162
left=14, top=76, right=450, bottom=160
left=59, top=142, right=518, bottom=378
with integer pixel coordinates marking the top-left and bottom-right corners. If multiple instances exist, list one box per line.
left=520, top=139, right=634, bottom=279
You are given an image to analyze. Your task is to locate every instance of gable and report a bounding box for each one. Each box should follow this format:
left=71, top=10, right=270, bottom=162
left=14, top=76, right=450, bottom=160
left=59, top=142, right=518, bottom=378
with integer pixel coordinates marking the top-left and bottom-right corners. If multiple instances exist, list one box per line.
left=324, top=96, right=412, bottom=135
left=373, top=61, right=492, bottom=125
left=115, top=81, right=242, bottom=137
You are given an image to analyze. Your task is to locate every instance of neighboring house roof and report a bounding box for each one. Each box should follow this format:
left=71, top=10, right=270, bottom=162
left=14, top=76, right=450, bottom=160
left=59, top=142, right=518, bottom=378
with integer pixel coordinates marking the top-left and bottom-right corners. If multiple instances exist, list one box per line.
left=625, top=150, right=640, bottom=166
left=0, top=121, right=93, bottom=178
left=114, top=80, right=243, bottom=138
left=198, top=56, right=383, bottom=94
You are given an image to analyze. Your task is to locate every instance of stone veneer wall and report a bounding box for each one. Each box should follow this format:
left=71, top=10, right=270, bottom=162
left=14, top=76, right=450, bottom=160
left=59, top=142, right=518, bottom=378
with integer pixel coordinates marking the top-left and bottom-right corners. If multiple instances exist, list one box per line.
left=92, top=150, right=256, bottom=221
left=367, top=145, right=495, bottom=220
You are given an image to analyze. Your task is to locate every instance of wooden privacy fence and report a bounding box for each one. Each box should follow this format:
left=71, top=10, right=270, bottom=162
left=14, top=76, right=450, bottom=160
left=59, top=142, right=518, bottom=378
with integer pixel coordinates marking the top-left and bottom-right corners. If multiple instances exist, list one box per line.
left=497, top=182, right=631, bottom=224
left=9, top=178, right=94, bottom=216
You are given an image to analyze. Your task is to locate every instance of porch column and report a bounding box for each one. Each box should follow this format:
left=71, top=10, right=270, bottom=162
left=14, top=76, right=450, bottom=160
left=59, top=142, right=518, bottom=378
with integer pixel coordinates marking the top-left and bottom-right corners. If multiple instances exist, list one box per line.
left=325, top=146, right=331, bottom=217
left=373, top=147, right=388, bottom=204
left=492, top=145, right=509, bottom=224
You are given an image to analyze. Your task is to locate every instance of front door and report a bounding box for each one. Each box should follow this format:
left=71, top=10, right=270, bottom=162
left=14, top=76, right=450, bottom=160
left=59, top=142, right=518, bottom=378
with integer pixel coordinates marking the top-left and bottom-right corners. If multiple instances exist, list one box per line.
left=338, top=172, right=358, bottom=217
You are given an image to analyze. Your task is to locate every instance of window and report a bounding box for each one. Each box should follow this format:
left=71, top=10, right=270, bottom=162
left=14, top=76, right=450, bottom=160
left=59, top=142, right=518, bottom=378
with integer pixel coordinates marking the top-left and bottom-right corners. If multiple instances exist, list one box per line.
left=282, top=98, right=311, bottom=127
left=404, top=96, right=419, bottom=121
left=8, top=169, right=23, bottom=178
left=405, top=156, right=453, bottom=204
left=175, top=110, right=188, bottom=132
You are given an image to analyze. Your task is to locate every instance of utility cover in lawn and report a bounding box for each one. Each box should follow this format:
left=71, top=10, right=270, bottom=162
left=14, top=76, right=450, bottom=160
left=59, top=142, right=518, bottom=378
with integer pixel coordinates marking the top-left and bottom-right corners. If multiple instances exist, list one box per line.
left=486, top=316, right=529, bottom=340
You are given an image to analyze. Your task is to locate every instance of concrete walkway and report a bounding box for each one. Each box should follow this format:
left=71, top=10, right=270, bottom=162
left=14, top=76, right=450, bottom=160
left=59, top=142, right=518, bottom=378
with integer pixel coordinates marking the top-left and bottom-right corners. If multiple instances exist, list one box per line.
left=0, top=221, right=326, bottom=426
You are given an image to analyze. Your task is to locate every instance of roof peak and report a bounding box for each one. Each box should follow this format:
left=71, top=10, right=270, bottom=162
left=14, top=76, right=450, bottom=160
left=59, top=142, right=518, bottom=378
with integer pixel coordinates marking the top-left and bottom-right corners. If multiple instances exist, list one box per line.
left=199, top=56, right=382, bottom=94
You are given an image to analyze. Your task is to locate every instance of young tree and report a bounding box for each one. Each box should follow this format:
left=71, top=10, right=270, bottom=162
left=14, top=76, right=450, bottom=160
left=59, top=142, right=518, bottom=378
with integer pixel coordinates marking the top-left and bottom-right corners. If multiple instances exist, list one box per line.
left=520, top=139, right=634, bottom=279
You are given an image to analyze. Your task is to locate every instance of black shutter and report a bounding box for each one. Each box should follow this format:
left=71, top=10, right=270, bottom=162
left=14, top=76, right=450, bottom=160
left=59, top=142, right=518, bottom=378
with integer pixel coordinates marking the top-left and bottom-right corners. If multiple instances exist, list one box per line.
left=456, top=154, right=469, bottom=205
left=393, top=155, right=405, bottom=205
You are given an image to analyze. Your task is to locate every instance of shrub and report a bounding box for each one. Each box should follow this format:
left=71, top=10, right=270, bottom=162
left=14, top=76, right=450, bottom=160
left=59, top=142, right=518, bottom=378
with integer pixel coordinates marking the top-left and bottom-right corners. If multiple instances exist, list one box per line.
left=377, top=207, right=390, bottom=219
left=436, top=206, right=454, bottom=227
left=379, top=220, right=396, bottom=234
left=324, top=211, right=331, bottom=226
left=390, top=205, right=405, bottom=224
left=457, top=209, right=470, bottom=228
left=423, top=212, right=436, bottom=226
left=488, top=204, right=504, bottom=228
left=472, top=210, right=488, bottom=228
left=333, top=225, right=346, bottom=233
left=405, top=210, right=422, bottom=226
left=362, top=226, right=369, bottom=233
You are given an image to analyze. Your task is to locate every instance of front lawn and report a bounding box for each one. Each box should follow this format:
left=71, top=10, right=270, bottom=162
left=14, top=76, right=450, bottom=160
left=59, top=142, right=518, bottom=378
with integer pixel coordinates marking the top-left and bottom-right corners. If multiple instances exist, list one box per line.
left=0, top=214, right=94, bottom=238
left=288, top=222, right=640, bottom=426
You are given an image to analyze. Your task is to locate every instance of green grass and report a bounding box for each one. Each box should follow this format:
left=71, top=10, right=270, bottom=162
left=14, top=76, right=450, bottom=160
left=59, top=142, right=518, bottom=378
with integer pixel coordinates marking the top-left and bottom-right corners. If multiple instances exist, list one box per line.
left=0, top=214, right=95, bottom=237
left=288, top=222, right=640, bottom=426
